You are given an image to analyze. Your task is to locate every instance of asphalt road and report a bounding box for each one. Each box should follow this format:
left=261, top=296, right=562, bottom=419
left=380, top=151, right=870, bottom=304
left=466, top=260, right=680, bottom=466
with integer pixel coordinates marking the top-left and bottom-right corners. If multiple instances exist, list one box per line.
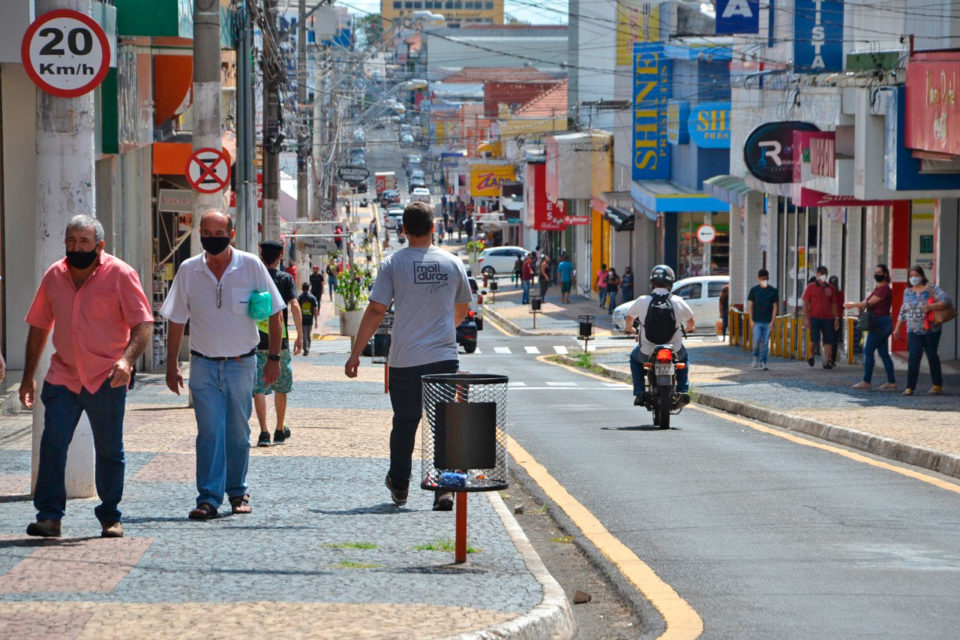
left=465, top=327, right=960, bottom=638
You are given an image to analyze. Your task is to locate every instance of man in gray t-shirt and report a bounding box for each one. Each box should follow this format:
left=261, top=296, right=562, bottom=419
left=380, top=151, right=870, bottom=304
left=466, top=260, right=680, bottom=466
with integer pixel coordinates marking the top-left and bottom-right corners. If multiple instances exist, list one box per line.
left=345, top=202, right=471, bottom=511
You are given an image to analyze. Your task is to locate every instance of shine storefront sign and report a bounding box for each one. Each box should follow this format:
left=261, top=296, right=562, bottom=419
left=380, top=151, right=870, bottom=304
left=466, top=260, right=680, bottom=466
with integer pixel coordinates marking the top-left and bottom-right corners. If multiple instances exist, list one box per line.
left=632, top=42, right=671, bottom=181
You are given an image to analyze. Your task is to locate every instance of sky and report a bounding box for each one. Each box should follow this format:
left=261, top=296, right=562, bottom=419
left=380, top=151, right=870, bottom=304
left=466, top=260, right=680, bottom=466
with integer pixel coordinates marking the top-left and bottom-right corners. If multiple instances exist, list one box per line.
left=341, top=0, right=568, bottom=25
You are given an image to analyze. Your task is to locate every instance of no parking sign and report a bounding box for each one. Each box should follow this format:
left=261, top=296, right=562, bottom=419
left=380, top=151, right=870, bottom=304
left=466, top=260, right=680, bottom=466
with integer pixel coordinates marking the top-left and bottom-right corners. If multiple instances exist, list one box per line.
left=21, top=9, right=111, bottom=98
left=185, top=148, right=232, bottom=194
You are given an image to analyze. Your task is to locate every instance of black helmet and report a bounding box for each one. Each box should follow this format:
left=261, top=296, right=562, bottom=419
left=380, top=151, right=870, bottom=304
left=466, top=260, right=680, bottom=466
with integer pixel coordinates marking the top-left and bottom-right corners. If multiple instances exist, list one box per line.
left=649, top=264, right=675, bottom=289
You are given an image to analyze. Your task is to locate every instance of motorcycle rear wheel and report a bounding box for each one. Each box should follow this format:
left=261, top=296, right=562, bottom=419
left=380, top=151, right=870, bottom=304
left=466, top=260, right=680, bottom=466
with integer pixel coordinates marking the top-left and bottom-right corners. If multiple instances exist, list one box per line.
left=657, top=386, right=671, bottom=430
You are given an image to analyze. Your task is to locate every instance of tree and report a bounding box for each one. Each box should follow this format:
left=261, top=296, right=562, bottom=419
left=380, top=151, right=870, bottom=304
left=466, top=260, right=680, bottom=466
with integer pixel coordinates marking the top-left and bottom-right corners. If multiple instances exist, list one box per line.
left=356, top=13, right=383, bottom=49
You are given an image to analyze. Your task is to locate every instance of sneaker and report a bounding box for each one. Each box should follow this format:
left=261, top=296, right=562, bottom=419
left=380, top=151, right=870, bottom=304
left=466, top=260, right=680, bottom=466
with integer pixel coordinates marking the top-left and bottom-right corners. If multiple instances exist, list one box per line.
left=852, top=381, right=872, bottom=390
left=385, top=475, right=408, bottom=506
left=878, top=383, right=897, bottom=391
left=751, top=358, right=759, bottom=369
left=929, top=385, right=943, bottom=395
left=633, top=394, right=643, bottom=406
left=823, top=363, right=834, bottom=370
left=902, top=388, right=914, bottom=396
left=101, top=521, right=124, bottom=538
left=807, top=357, right=815, bottom=367
left=257, top=432, right=271, bottom=447
left=273, top=426, right=290, bottom=444
left=433, top=492, right=454, bottom=511
left=26, top=519, right=61, bottom=538
left=760, top=362, right=769, bottom=371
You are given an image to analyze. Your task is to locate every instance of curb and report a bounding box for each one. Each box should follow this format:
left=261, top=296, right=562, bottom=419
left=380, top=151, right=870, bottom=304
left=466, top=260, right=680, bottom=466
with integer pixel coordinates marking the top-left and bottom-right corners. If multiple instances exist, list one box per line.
left=442, top=491, right=576, bottom=640
left=484, top=306, right=613, bottom=338
left=551, top=355, right=960, bottom=482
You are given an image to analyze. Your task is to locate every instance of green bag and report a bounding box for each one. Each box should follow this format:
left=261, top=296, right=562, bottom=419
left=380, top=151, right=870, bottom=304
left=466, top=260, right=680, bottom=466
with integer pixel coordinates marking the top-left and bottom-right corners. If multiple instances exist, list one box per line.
left=248, top=290, right=273, bottom=321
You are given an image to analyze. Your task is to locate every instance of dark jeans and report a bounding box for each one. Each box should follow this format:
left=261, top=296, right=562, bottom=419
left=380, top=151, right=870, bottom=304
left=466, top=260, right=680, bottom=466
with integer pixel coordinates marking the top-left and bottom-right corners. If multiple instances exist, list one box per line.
left=863, top=315, right=895, bottom=384
left=35, top=381, right=127, bottom=523
left=539, top=278, right=549, bottom=298
left=630, top=346, right=689, bottom=394
left=387, top=360, right=459, bottom=490
left=907, top=331, right=943, bottom=390
left=301, top=321, right=313, bottom=352
left=607, top=290, right=618, bottom=313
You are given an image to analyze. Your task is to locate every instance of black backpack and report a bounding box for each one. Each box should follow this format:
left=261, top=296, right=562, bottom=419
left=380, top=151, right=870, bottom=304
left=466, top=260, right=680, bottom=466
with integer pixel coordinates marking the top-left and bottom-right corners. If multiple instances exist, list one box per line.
left=643, top=293, right=677, bottom=344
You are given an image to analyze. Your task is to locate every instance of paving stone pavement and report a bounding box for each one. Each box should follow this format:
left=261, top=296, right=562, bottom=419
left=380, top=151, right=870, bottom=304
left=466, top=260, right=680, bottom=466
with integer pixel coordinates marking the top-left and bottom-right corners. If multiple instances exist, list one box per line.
left=0, top=313, right=572, bottom=639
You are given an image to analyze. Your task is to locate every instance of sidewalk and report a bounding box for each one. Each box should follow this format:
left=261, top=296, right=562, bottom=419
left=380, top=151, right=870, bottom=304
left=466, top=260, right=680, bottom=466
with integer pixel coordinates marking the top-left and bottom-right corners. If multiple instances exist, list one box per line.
left=483, top=282, right=616, bottom=337
left=0, top=310, right=573, bottom=639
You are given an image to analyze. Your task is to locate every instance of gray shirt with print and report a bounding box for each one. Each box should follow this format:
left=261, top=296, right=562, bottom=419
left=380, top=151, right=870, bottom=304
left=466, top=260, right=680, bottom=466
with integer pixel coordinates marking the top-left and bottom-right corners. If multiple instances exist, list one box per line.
left=370, top=246, right=472, bottom=368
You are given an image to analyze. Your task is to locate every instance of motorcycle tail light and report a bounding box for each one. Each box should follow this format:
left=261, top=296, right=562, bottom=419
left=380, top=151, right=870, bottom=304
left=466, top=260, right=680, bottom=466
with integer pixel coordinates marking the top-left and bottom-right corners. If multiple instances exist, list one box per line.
left=675, top=363, right=687, bottom=370
left=467, top=310, right=475, bottom=317
left=656, top=349, right=673, bottom=363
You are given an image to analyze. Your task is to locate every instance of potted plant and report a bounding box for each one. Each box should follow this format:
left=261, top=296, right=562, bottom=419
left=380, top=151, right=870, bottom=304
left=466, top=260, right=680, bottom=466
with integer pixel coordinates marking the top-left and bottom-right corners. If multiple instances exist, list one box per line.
left=337, top=265, right=373, bottom=337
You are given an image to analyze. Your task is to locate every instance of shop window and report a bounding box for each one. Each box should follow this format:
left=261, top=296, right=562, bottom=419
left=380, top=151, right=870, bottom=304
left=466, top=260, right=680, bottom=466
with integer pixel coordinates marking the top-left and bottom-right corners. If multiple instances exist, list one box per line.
left=674, top=283, right=702, bottom=301
left=485, top=1, right=494, bottom=7
left=394, top=0, right=402, bottom=6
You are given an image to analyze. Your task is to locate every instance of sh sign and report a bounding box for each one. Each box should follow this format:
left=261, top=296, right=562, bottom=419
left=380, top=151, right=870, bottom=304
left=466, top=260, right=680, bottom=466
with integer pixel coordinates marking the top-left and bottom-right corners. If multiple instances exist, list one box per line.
left=21, top=9, right=111, bottom=97
left=794, top=0, right=844, bottom=73
left=715, top=0, right=759, bottom=34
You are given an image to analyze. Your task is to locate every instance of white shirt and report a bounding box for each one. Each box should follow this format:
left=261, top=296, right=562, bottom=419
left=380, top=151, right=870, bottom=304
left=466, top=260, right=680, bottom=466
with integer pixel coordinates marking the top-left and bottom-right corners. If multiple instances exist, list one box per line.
left=626, top=287, right=694, bottom=353
left=160, top=248, right=285, bottom=357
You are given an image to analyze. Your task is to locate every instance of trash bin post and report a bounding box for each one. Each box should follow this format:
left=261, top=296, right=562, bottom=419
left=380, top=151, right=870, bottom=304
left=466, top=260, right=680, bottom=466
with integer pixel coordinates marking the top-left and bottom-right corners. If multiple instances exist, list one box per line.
left=421, top=373, right=509, bottom=564
left=489, top=279, right=498, bottom=303
left=530, top=295, right=542, bottom=329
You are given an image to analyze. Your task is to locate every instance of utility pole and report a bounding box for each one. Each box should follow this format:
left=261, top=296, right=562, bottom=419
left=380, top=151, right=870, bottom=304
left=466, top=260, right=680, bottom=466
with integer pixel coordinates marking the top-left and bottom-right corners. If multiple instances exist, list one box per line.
left=31, top=0, right=96, bottom=497
left=192, top=0, right=223, bottom=253
left=262, top=0, right=282, bottom=242
left=235, top=0, right=257, bottom=252
left=296, top=0, right=309, bottom=221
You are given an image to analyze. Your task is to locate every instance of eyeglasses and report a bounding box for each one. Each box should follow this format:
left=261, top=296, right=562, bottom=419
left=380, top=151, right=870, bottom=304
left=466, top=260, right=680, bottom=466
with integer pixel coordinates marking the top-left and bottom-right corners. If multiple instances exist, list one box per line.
left=216, top=283, right=222, bottom=309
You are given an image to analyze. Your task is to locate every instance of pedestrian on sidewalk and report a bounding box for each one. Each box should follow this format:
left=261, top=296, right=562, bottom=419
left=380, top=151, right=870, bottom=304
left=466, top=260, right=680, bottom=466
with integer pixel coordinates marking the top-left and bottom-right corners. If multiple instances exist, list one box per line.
left=309, top=265, right=325, bottom=305
left=21, top=215, right=153, bottom=539
left=620, top=266, right=635, bottom=303
left=828, top=275, right=845, bottom=366
left=253, top=241, right=302, bottom=447
left=161, top=210, right=285, bottom=520
left=345, top=202, right=472, bottom=511
left=846, top=264, right=896, bottom=390
left=299, top=283, right=319, bottom=356
left=719, top=285, right=730, bottom=341
left=595, top=265, right=609, bottom=308
left=520, top=254, right=534, bottom=304
left=538, top=255, right=551, bottom=300
left=895, top=265, right=953, bottom=396
left=747, top=269, right=778, bottom=370
left=284, top=259, right=297, bottom=288
left=557, top=254, right=574, bottom=303
left=326, top=261, right=338, bottom=301
left=512, top=256, right=522, bottom=288
left=802, top=266, right=840, bottom=369
left=606, top=268, right=621, bottom=314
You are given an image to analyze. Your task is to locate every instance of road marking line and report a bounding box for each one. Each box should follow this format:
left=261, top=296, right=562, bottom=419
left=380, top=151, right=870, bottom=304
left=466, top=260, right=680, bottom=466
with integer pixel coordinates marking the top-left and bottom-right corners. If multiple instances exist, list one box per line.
left=524, top=346, right=540, bottom=354
left=508, top=435, right=703, bottom=640
left=484, top=314, right=512, bottom=336
left=603, top=382, right=626, bottom=387
left=553, top=345, right=569, bottom=354
left=545, top=381, right=576, bottom=387
left=494, top=346, right=511, bottom=354
left=689, top=404, right=960, bottom=496
left=509, top=381, right=527, bottom=387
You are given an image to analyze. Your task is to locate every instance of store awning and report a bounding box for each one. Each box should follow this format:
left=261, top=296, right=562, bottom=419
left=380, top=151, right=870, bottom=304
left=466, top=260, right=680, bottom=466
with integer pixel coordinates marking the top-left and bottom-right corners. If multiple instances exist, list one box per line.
left=604, top=206, right=634, bottom=232
left=631, top=181, right=730, bottom=217
left=703, top=174, right=753, bottom=207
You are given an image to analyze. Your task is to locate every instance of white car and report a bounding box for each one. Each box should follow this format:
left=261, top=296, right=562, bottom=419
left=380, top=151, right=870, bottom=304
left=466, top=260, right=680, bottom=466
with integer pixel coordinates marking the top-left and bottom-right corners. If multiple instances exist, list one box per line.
left=383, top=206, right=404, bottom=230
left=411, top=187, right=431, bottom=203
left=611, top=275, right=729, bottom=333
left=476, top=246, right=528, bottom=278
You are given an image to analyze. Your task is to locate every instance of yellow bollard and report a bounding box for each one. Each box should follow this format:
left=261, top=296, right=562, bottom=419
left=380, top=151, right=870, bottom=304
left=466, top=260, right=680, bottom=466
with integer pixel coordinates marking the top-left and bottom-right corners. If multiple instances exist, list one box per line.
left=730, top=310, right=738, bottom=346
left=847, top=316, right=856, bottom=365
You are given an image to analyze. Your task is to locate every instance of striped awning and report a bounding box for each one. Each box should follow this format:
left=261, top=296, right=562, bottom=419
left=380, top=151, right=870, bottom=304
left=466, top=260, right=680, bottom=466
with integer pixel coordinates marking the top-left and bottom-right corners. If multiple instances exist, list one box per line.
left=703, top=174, right=754, bottom=207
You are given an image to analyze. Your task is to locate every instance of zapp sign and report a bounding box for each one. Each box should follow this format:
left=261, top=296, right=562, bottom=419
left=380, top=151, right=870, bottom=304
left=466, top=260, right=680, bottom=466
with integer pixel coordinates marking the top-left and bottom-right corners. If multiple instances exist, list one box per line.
left=21, top=9, right=111, bottom=98
left=470, top=164, right=516, bottom=198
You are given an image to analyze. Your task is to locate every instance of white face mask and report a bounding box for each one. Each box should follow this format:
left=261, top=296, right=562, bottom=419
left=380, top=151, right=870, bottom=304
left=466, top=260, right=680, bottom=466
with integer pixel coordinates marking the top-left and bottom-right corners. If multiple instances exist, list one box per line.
left=817, top=275, right=827, bottom=283
left=909, top=276, right=922, bottom=286
left=759, top=279, right=769, bottom=288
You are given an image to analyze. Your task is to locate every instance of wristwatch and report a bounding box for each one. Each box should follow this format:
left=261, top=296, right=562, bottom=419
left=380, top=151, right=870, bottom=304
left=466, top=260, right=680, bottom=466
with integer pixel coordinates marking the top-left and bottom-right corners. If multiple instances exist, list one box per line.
left=267, top=353, right=281, bottom=362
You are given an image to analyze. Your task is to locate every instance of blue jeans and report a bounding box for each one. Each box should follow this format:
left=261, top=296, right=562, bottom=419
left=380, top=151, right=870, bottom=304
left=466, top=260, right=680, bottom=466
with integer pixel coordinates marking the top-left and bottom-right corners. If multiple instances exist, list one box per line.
left=752, top=321, right=771, bottom=363
left=189, top=354, right=257, bottom=508
left=630, top=346, right=689, bottom=394
left=599, top=288, right=607, bottom=308
left=907, top=331, right=943, bottom=390
left=863, top=315, right=895, bottom=384
left=387, top=359, right=458, bottom=490
left=607, top=291, right=618, bottom=314
left=521, top=280, right=531, bottom=304
left=35, top=381, right=127, bottom=524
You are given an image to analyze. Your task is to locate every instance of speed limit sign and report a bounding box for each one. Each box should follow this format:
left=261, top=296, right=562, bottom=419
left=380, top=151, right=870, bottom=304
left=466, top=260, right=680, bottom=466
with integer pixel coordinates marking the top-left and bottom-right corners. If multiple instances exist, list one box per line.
left=21, top=9, right=111, bottom=98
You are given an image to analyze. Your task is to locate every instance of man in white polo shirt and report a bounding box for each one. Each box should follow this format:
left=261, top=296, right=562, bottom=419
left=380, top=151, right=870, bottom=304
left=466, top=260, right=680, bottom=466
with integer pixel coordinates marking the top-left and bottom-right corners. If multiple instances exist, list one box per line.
left=161, top=210, right=285, bottom=520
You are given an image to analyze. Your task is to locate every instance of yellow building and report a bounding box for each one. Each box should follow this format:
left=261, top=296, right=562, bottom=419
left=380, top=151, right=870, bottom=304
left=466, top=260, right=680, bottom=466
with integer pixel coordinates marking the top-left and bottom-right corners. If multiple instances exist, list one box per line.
left=381, top=0, right=504, bottom=29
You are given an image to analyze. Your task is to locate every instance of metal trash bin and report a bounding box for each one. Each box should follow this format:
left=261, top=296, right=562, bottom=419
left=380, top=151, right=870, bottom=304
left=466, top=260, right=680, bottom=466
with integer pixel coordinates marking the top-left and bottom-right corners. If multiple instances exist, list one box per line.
left=530, top=295, right=542, bottom=311
left=371, top=312, right=393, bottom=365
left=420, top=373, right=509, bottom=493
left=578, top=314, right=594, bottom=339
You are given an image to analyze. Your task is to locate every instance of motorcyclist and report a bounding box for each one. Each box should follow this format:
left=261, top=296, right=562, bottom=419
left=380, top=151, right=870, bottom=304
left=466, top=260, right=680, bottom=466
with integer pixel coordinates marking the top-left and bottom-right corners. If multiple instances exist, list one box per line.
left=625, top=265, right=695, bottom=405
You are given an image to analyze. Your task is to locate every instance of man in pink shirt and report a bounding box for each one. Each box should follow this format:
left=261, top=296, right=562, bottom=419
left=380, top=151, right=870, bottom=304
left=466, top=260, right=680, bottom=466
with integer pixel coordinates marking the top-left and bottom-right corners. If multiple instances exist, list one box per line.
left=21, top=215, right=153, bottom=539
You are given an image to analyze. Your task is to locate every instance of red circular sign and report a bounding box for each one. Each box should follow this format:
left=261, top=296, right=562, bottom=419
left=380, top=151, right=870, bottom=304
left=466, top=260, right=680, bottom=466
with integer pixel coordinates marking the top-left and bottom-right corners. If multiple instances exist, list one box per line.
left=21, top=9, right=111, bottom=98
left=697, top=224, right=717, bottom=244
left=185, top=147, right=232, bottom=194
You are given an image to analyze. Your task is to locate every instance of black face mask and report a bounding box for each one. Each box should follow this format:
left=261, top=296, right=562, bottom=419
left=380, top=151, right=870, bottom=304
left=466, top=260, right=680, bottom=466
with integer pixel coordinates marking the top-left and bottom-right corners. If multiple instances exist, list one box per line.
left=874, top=274, right=886, bottom=282
left=66, top=249, right=98, bottom=270
left=201, top=236, right=231, bottom=255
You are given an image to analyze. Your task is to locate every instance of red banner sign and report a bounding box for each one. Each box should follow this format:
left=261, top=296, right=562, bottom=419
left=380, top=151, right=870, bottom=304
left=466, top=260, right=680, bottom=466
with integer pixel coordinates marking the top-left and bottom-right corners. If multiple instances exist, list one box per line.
left=905, top=52, right=960, bottom=156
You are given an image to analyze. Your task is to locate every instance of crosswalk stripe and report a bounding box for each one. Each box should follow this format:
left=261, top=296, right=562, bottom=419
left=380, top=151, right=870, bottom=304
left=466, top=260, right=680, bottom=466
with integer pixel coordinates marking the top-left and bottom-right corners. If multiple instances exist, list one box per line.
left=473, top=347, right=482, bottom=354
left=509, top=381, right=527, bottom=387
left=494, top=346, right=511, bottom=354
left=524, top=346, right=540, bottom=354
left=545, top=381, right=577, bottom=387
left=553, top=345, right=568, bottom=354
left=603, top=382, right=626, bottom=387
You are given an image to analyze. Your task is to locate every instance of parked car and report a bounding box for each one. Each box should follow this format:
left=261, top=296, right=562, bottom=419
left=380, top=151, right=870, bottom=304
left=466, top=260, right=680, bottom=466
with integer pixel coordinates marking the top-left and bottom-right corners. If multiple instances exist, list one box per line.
left=611, top=275, right=730, bottom=333
left=411, top=187, right=431, bottom=203
left=379, top=189, right=400, bottom=206
left=468, top=276, right=484, bottom=330
left=408, top=168, right=425, bottom=181
left=456, top=313, right=478, bottom=354
left=476, top=246, right=528, bottom=277
left=408, top=177, right=427, bottom=190
left=403, top=154, right=422, bottom=170
left=399, top=133, right=415, bottom=147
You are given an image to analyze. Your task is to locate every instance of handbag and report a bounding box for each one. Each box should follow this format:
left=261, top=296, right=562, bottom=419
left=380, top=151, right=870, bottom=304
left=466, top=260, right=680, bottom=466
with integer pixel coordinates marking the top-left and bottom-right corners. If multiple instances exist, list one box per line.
left=857, top=309, right=873, bottom=332
left=934, top=305, right=958, bottom=325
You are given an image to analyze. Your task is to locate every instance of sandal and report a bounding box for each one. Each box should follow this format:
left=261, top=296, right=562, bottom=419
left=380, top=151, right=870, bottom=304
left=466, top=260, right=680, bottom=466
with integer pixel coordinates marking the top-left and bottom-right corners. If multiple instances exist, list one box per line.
left=229, top=494, right=252, bottom=515
left=188, top=502, right=219, bottom=520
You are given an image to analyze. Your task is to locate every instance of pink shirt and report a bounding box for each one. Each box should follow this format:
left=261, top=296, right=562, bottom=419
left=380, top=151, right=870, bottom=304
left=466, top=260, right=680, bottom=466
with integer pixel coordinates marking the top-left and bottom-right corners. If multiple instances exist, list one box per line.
left=25, top=253, right=153, bottom=394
